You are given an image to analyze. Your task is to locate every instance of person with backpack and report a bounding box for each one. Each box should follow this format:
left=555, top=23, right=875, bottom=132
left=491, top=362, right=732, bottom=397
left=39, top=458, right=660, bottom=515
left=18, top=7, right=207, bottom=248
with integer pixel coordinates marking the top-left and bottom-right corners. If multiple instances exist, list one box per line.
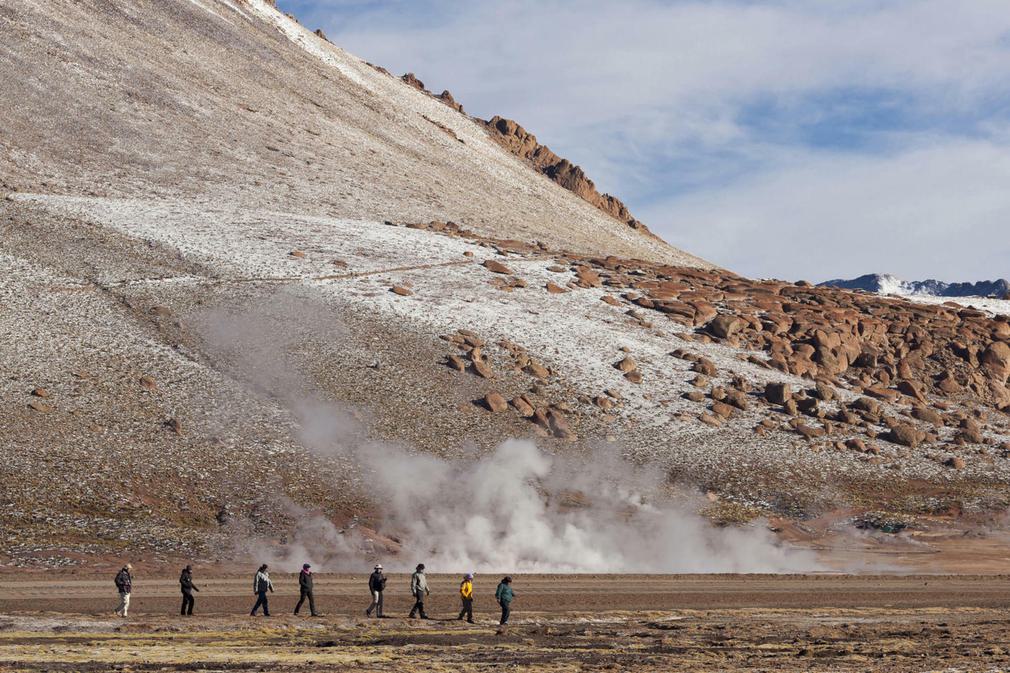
left=495, top=576, right=514, bottom=625
left=114, top=563, right=133, bottom=617
left=250, top=564, right=273, bottom=616
left=408, top=563, right=430, bottom=619
left=179, top=565, right=199, bottom=616
left=457, top=573, right=475, bottom=624
left=293, top=563, right=318, bottom=616
left=365, top=564, right=386, bottom=618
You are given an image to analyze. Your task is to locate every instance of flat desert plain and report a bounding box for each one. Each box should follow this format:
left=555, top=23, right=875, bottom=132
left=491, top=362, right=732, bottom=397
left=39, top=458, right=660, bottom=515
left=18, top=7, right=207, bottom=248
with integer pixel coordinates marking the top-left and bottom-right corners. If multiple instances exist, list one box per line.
left=3, top=573, right=1010, bottom=671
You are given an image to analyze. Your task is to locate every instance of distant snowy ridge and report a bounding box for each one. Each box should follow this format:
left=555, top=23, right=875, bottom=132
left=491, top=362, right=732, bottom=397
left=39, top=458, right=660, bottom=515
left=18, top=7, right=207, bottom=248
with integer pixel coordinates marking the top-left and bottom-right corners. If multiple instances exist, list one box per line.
left=820, top=273, right=1010, bottom=298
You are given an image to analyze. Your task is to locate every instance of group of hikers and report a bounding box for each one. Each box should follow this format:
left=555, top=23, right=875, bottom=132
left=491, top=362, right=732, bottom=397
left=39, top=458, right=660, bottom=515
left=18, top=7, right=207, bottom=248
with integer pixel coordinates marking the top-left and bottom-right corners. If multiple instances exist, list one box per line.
left=113, top=562, right=516, bottom=625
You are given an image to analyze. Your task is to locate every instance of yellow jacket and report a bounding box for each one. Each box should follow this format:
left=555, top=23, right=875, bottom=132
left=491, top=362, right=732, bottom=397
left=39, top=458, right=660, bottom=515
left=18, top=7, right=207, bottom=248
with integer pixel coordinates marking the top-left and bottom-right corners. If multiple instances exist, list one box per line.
left=460, top=579, right=473, bottom=600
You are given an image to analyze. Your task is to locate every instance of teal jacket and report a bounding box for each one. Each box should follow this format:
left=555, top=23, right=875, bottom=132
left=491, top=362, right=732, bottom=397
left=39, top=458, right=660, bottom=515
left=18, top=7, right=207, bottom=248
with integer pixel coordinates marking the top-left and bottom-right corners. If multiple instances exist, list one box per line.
left=495, top=582, right=514, bottom=604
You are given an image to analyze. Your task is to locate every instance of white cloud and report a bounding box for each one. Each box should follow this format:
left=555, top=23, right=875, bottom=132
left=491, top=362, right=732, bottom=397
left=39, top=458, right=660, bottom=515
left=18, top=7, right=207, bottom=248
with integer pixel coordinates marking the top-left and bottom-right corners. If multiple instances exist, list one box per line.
left=642, top=137, right=1010, bottom=281
left=295, top=0, right=1010, bottom=280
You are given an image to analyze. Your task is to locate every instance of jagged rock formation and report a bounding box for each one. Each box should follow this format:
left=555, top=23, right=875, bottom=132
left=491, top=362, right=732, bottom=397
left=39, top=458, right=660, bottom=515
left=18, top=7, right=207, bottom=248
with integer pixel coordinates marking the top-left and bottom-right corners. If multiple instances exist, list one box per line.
left=394, top=74, right=653, bottom=238
left=480, top=115, right=655, bottom=237
left=821, top=274, right=1010, bottom=299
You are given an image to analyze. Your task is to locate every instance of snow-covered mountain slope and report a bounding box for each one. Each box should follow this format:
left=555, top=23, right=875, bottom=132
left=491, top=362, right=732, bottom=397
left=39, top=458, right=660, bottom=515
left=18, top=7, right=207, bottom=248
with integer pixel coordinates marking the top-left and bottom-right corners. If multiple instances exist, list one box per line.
left=0, top=0, right=705, bottom=268
left=820, top=274, right=1010, bottom=298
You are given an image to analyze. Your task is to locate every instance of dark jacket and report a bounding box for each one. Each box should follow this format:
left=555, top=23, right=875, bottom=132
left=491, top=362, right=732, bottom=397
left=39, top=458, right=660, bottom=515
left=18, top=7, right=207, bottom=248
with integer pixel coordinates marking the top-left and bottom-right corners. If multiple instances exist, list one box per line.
left=368, top=571, right=386, bottom=592
left=299, top=569, right=313, bottom=592
left=115, top=568, right=132, bottom=594
left=254, top=570, right=273, bottom=594
left=495, top=581, right=514, bottom=604
left=180, top=570, right=198, bottom=594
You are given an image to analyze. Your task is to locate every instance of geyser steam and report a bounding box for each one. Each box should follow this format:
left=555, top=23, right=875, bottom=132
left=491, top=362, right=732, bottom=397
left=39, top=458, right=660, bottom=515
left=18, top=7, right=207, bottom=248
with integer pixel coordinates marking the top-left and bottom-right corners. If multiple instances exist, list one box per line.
left=196, top=291, right=818, bottom=573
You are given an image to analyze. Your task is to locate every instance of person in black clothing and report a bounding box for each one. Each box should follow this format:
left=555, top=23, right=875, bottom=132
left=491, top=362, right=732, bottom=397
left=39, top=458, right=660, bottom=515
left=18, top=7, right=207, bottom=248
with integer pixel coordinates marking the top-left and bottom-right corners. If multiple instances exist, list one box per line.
left=179, top=565, right=199, bottom=616
left=365, top=564, right=386, bottom=618
left=114, top=563, right=133, bottom=617
left=293, top=563, right=319, bottom=616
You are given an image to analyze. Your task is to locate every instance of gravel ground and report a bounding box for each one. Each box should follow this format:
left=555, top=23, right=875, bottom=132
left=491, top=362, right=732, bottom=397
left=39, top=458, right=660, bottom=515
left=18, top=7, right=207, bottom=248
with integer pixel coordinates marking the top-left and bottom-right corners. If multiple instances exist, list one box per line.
left=5, top=576, right=1010, bottom=672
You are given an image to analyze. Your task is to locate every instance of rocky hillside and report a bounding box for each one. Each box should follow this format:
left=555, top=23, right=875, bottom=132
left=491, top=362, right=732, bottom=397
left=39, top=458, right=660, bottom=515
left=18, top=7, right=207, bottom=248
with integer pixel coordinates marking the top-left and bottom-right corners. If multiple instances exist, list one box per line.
left=2, top=0, right=1010, bottom=570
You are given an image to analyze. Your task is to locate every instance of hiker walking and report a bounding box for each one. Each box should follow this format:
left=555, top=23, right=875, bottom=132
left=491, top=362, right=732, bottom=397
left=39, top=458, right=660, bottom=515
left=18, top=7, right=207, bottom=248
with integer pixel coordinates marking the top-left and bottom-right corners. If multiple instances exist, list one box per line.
left=408, top=563, right=430, bottom=619
left=495, top=576, right=514, bottom=625
left=114, top=563, right=133, bottom=617
left=457, top=573, right=475, bottom=623
left=293, top=563, right=319, bottom=616
left=179, top=565, right=199, bottom=616
left=250, top=564, right=274, bottom=616
left=365, top=564, right=386, bottom=618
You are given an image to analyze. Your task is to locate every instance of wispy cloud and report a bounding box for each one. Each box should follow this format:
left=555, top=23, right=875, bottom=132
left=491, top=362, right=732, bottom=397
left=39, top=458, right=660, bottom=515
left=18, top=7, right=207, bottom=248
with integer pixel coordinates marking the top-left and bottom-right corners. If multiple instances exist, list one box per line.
left=279, top=0, right=1010, bottom=281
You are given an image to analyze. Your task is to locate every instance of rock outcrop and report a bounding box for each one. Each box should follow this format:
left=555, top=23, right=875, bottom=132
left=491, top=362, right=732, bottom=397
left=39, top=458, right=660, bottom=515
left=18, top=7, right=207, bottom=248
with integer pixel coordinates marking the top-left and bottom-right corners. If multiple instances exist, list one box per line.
left=481, top=116, right=654, bottom=237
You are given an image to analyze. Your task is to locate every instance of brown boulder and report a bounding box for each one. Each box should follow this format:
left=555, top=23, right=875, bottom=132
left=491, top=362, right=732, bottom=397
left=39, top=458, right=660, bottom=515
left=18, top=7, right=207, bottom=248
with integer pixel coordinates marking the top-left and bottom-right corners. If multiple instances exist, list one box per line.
left=471, top=359, right=494, bottom=378
left=482, top=259, right=513, bottom=275
left=981, top=341, right=1010, bottom=381
left=624, top=369, right=643, bottom=384
left=936, top=371, right=961, bottom=394
left=511, top=396, right=535, bottom=417
left=958, top=418, right=984, bottom=443
left=883, top=423, right=925, bottom=448
left=764, top=382, right=792, bottom=405
left=945, top=456, right=966, bottom=470
left=484, top=392, right=508, bottom=413
left=446, top=354, right=466, bottom=372
left=793, top=423, right=825, bottom=440
left=812, top=382, right=836, bottom=401
left=692, top=358, right=717, bottom=377
left=27, top=399, right=53, bottom=413
left=896, top=379, right=926, bottom=402
left=911, top=406, right=943, bottom=426
left=707, top=314, right=744, bottom=339
left=139, top=375, right=158, bottom=390
left=574, top=267, right=602, bottom=288
left=548, top=410, right=575, bottom=439
left=850, top=397, right=881, bottom=415
left=845, top=438, right=867, bottom=452
left=724, top=390, right=749, bottom=411
left=615, top=356, right=637, bottom=372
left=525, top=361, right=550, bottom=379
left=594, top=396, right=615, bottom=410
left=545, top=282, right=567, bottom=294
left=390, top=285, right=413, bottom=296
left=698, top=413, right=723, bottom=427
left=711, top=401, right=736, bottom=419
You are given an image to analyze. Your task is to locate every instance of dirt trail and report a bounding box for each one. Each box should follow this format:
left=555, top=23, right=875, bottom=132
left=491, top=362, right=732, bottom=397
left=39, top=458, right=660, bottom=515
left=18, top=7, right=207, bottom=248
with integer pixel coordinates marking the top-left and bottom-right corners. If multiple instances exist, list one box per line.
left=4, top=575, right=1010, bottom=671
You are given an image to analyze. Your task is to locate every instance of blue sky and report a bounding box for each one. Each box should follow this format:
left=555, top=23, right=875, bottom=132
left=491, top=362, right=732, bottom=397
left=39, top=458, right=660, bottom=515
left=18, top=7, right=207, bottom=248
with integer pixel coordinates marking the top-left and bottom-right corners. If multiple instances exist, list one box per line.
left=277, top=0, right=1010, bottom=282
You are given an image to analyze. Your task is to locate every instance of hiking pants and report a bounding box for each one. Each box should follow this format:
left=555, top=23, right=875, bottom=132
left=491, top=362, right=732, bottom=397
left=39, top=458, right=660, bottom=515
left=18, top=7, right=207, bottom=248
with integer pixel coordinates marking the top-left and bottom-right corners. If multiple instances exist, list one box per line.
left=250, top=591, right=270, bottom=616
left=458, top=598, right=473, bottom=622
left=115, top=592, right=131, bottom=617
left=181, top=591, right=194, bottom=615
left=366, top=590, right=383, bottom=617
left=409, top=593, right=427, bottom=618
left=294, top=589, right=316, bottom=615
left=499, top=600, right=511, bottom=625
